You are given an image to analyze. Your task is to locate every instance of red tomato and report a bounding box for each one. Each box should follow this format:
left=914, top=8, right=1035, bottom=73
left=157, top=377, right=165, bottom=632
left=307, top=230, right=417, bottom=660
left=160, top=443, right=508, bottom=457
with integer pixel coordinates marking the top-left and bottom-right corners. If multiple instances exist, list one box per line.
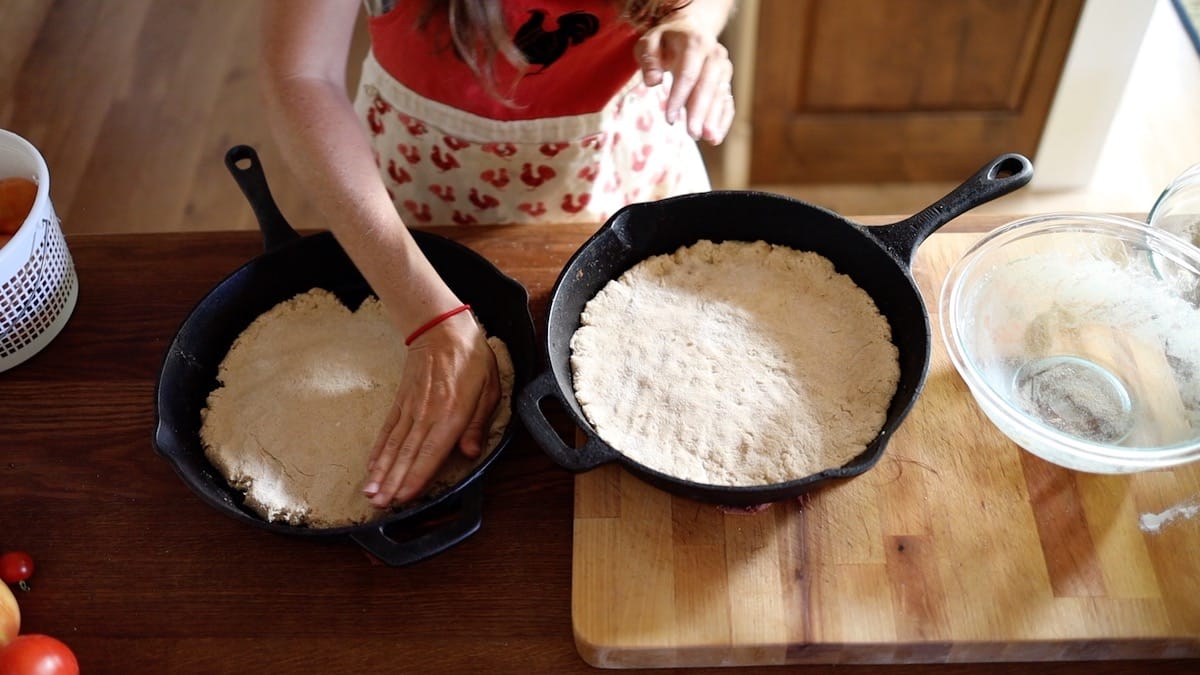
left=0, top=582, right=17, bottom=648
left=0, top=635, right=78, bottom=675
left=0, top=552, right=33, bottom=588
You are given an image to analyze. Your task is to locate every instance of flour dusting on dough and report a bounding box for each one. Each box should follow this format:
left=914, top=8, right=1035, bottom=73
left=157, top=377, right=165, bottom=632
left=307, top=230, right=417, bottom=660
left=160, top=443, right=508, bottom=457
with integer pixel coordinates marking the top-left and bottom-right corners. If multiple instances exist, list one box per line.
left=570, top=239, right=899, bottom=487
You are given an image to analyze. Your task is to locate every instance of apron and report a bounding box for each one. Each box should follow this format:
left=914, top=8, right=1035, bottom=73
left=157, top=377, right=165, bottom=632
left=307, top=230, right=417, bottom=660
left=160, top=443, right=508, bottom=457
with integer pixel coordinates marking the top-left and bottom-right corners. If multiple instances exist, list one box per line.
left=352, top=50, right=711, bottom=226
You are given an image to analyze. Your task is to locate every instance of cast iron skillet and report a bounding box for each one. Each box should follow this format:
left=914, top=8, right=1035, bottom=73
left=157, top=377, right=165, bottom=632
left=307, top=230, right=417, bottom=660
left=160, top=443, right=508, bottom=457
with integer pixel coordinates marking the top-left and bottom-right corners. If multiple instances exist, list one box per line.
left=153, top=145, right=536, bottom=566
left=516, top=153, right=1032, bottom=506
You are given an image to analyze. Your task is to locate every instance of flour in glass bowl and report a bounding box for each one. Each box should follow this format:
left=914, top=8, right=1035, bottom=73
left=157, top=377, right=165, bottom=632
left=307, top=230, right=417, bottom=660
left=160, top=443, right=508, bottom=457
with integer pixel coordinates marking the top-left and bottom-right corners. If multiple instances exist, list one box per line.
left=984, top=245, right=1200, bottom=448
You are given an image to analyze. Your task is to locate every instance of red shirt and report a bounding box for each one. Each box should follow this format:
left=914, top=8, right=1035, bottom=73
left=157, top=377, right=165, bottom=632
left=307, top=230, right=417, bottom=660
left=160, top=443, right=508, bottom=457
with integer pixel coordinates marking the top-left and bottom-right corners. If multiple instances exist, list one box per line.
left=368, top=1, right=642, bottom=121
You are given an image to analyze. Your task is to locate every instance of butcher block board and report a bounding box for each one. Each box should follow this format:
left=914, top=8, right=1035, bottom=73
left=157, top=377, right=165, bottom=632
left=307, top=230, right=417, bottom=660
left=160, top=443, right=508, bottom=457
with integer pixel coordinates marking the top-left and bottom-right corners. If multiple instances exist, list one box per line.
left=571, top=232, right=1200, bottom=668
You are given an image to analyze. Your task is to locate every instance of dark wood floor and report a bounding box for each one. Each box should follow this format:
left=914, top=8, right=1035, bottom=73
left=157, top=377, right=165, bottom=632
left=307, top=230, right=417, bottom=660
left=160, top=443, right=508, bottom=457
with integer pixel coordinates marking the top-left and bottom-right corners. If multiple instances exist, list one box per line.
left=0, top=0, right=370, bottom=236
left=3, top=0, right=1196, bottom=235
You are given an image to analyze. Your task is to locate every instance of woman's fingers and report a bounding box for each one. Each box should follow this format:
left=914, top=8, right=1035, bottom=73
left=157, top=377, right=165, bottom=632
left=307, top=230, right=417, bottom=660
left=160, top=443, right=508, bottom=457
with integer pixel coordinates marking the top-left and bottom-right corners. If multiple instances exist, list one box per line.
left=661, top=32, right=707, bottom=125
left=368, top=419, right=431, bottom=507
left=393, top=417, right=469, bottom=503
left=634, top=31, right=666, bottom=88
left=704, top=82, right=735, bottom=145
left=635, top=23, right=734, bottom=141
left=363, top=402, right=416, bottom=503
left=681, top=47, right=730, bottom=140
left=636, top=26, right=705, bottom=123
left=459, top=370, right=501, bottom=458
left=366, top=389, right=406, bottom=472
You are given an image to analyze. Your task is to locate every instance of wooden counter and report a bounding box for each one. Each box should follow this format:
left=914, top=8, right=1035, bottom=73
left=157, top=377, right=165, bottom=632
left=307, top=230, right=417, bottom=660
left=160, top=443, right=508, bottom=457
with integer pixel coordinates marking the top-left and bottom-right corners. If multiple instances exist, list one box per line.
left=0, top=216, right=1195, bottom=673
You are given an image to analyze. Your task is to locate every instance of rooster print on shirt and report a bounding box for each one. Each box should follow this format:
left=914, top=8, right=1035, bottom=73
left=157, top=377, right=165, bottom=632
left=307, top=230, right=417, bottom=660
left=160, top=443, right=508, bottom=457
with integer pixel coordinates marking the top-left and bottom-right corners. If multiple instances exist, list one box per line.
left=514, top=10, right=600, bottom=71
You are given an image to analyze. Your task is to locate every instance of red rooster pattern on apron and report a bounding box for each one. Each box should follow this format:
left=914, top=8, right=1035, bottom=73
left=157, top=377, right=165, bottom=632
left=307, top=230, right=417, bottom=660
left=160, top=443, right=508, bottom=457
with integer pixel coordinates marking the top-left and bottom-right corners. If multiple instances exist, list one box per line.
left=353, top=2, right=710, bottom=226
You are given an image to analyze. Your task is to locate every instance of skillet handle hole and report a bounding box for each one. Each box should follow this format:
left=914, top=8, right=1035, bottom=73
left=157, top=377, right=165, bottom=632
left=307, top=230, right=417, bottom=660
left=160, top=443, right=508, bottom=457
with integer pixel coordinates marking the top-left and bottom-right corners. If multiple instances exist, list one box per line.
left=991, top=156, right=1025, bottom=180
left=536, top=395, right=583, bottom=450
left=233, top=157, right=253, bottom=172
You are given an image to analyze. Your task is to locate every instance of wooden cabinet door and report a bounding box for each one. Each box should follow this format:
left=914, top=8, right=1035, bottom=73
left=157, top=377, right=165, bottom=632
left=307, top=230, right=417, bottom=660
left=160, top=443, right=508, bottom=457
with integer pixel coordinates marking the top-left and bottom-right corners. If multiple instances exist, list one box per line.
left=749, top=0, right=1084, bottom=183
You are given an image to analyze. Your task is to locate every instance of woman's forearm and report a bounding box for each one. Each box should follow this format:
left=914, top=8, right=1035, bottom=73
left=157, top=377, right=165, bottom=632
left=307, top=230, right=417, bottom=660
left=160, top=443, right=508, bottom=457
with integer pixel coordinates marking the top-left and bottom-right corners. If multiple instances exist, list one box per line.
left=259, top=0, right=464, bottom=334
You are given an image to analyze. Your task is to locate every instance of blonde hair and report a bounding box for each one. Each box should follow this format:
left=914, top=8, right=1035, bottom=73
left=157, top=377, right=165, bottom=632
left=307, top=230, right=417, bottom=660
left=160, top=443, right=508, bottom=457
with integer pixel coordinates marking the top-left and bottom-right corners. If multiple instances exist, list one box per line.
left=417, top=0, right=686, bottom=103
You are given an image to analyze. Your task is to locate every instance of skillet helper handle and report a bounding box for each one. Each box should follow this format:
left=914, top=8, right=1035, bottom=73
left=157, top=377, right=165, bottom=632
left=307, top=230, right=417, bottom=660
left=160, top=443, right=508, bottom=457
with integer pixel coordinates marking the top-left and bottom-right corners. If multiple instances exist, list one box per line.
left=349, top=486, right=484, bottom=567
left=873, top=153, right=1033, bottom=265
left=516, top=371, right=619, bottom=472
left=224, top=145, right=302, bottom=252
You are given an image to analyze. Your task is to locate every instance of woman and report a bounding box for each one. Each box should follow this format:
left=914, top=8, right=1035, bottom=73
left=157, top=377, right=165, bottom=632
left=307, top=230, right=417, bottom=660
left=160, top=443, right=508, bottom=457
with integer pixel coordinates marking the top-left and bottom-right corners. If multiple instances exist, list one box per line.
left=260, top=0, right=736, bottom=509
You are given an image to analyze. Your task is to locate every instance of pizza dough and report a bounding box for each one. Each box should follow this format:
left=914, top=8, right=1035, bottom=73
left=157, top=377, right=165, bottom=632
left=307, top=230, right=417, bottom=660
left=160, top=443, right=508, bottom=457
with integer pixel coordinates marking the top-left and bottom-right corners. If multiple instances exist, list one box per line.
left=200, top=288, right=514, bottom=528
left=570, top=240, right=899, bottom=487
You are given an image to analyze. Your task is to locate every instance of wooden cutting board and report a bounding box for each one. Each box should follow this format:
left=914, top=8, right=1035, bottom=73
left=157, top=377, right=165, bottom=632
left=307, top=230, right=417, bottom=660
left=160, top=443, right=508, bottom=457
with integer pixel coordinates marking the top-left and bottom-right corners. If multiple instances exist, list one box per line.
left=571, top=233, right=1200, bottom=668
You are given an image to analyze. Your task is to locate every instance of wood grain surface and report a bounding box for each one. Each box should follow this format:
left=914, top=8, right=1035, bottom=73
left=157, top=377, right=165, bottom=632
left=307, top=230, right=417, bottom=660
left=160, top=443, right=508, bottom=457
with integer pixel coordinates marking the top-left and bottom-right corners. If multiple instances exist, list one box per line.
left=2, top=2, right=1197, bottom=672
left=572, top=233, right=1200, bottom=668
left=1, top=220, right=1196, bottom=674
left=0, top=0, right=370, bottom=237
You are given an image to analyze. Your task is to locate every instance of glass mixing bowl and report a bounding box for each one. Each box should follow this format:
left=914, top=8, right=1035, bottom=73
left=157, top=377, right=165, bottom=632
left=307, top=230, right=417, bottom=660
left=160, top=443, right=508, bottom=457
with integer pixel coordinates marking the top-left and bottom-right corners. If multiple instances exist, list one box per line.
left=1148, top=162, right=1200, bottom=249
left=939, top=213, right=1200, bottom=473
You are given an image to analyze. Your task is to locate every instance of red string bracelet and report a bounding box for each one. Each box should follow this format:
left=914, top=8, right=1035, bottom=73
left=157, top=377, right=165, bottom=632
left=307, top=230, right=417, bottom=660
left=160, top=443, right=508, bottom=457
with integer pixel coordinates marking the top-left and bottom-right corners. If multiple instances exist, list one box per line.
left=404, top=304, right=472, bottom=346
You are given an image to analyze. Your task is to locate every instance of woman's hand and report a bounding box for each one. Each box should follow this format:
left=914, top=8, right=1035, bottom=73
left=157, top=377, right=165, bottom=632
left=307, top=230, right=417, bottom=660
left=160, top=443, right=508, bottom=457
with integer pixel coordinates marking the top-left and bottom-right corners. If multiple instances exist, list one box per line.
left=634, top=0, right=736, bottom=145
left=362, top=310, right=501, bottom=507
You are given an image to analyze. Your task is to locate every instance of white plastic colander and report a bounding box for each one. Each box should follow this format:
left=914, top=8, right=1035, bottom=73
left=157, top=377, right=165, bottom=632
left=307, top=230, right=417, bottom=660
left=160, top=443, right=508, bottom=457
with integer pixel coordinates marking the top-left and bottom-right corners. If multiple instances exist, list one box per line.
left=0, top=129, right=78, bottom=372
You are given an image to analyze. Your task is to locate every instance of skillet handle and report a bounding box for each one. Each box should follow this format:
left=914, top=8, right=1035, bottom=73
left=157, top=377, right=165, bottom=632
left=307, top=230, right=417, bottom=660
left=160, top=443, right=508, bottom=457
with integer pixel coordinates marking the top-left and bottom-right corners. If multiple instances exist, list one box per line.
left=224, top=145, right=302, bottom=252
left=871, top=153, right=1033, bottom=265
left=349, top=485, right=484, bottom=567
left=515, top=371, right=620, bottom=472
